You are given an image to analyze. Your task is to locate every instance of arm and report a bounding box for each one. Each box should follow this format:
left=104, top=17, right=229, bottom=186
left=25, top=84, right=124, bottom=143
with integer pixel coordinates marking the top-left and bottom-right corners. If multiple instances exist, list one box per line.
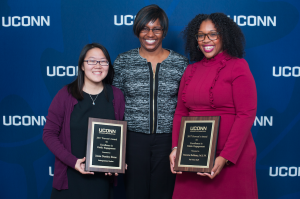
left=117, top=90, right=125, bottom=121
left=198, top=59, right=257, bottom=179
left=172, top=65, right=191, bottom=148
left=182, top=57, right=189, bottom=72
left=42, top=89, right=78, bottom=168
left=43, top=89, right=94, bottom=174
left=170, top=65, right=191, bottom=174
left=112, top=55, right=124, bottom=94
left=112, top=86, right=125, bottom=121
left=220, top=59, right=257, bottom=164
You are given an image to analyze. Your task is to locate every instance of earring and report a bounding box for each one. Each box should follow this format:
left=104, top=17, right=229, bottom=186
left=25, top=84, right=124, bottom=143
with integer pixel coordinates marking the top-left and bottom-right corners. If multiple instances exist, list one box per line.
left=197, top=45, right=200, bottom=51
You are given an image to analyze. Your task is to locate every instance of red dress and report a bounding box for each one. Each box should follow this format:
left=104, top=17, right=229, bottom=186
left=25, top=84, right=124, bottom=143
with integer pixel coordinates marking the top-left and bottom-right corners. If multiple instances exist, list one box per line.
left=172, top=52, right=258, bottom=199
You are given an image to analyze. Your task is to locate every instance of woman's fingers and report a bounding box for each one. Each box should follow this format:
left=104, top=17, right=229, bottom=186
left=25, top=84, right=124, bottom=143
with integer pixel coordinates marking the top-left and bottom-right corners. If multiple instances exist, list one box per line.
left=75, top=157, right=94, bottom=175
left=169, top=149, right=176, bottom=173
left=169, top=148, right=182, bottom=174
left=197, top=156, right=227, bottom=179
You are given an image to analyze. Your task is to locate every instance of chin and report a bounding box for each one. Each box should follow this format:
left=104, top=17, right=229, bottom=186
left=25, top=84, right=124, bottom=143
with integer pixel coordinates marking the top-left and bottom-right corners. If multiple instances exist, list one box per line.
left=203, top=53, right=213, bottom=59
left=202, top=51, right=218, bottom=59
left=145, top=46, right=159, bottom=52
left=141, top=41, right=161, bottom=51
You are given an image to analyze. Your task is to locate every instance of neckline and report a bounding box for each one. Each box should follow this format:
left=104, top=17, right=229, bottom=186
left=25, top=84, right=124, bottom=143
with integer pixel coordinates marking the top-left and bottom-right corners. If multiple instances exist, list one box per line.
left=201, top=51, right=228, bottom=66
left=82, top=84, right=105, bottom=96
left=137, top=48, right=172, bottom=63
left=83, top=90, right=103, bottom=96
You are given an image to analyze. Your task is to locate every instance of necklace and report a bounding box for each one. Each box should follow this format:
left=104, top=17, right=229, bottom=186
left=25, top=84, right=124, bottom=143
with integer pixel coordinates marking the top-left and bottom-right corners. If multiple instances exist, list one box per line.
left=88, top=94, right=99, bottom=105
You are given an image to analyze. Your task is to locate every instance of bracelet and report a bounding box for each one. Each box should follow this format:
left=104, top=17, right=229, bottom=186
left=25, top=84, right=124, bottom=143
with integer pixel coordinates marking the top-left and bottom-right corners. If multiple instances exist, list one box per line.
left=172, top=147, right=177, bottom=151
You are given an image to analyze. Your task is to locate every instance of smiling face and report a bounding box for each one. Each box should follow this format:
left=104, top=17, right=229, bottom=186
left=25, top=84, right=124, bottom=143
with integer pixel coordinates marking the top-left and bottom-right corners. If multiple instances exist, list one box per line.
left=81, top=48, right=109, bottom=87
left=197, top=19, right=223, bottom=59
left=139, top=19, right=164, bottom=52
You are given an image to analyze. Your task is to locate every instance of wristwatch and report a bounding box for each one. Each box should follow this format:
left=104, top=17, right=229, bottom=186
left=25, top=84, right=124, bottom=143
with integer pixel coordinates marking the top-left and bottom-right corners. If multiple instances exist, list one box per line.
left=225, top=159, right=231, bottom=165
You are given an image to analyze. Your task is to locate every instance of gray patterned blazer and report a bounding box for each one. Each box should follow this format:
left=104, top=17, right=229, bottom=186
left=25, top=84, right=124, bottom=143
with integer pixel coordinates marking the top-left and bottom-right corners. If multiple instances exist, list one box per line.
left=113, top=48, right=188, bottom=134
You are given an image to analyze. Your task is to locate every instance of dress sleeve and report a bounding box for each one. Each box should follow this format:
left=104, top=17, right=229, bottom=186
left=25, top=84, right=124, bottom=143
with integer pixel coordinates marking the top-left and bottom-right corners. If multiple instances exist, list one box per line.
left=42, top=89, right=77, bottom=168
left=220, top=59, right=257, bottom=164
left=172, top=65, right=191, bottom=148
left=112, top=55, right=124, bottom=94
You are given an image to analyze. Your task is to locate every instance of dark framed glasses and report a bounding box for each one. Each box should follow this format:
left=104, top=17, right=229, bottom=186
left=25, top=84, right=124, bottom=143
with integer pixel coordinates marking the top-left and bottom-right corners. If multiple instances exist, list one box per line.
left=84, top=60, right=109, bottom=66
left=195, top=32, right=220, bottom=41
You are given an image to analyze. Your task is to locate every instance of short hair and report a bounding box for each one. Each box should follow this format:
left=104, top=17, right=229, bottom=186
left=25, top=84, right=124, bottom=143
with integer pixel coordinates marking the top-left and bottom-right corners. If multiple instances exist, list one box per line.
left=68, top=43, right=114, bottom=100
left=183, top=13, right=246, bottom=62
left=133, top=4, right=169, bottom=38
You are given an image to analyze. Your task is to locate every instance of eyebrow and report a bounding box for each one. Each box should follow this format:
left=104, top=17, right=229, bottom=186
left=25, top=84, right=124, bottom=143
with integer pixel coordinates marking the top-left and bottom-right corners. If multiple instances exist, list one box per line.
left=87, top=56, right=107, bottom=60
left=198, top=30, right=217, bottom=33
left=143, top=25, right=162, bottom=28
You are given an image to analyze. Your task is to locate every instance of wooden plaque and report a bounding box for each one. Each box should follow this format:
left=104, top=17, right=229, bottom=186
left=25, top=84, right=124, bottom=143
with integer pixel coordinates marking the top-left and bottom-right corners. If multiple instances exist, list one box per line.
left=85, top=117, right=127, bottom=173
left=174, top=116, right=220, bottom=173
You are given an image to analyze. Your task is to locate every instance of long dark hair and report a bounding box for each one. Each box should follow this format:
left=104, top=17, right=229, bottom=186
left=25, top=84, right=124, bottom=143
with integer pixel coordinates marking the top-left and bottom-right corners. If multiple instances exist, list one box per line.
left=183, top=13, right=245, bottom=62
left=68, top=43, right=114, bottom=100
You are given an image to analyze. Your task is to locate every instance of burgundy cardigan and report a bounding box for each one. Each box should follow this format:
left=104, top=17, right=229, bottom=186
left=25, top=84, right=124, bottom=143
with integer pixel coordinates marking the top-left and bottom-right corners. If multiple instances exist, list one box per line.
left=43, top=85, right=125, bottom=190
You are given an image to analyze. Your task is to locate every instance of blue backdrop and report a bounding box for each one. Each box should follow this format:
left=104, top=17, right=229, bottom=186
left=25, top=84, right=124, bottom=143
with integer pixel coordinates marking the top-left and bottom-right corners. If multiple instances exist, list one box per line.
left=1, top=0, right=300, bottom=198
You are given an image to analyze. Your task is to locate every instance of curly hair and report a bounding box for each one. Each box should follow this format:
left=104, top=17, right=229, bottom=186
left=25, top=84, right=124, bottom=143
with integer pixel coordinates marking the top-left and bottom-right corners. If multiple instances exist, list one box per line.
left=183, top=13, right=245, bottom=62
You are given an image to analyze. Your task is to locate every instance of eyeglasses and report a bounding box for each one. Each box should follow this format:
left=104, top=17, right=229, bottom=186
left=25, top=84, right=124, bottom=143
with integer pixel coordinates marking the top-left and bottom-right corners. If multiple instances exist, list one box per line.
left=84, top=60, right=109, bottom=66
left=140, top=27, right=163, bottom=34
left=195, top=32, right=220, bottom=41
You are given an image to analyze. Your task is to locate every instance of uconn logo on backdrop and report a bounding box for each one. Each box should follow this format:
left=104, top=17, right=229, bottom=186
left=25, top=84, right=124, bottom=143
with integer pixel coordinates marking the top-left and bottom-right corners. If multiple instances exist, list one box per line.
left=114, top=15, right=136, bottom=26
left=47, top=66, right=78, bottom=77
left=113, top=15, right=276, bottom=27
left=227, top=15, right=276, bottom=26
left=269, top=166, right=300, bottom=177
left=3, top=115, right=46, bottom=126
left=1, top=16, right=50, bottom=27
left=273, top=66, right=300, bottom=77
left=49, top=166, right=54, bottom=176
left=253, top=116, right=273, bottom=126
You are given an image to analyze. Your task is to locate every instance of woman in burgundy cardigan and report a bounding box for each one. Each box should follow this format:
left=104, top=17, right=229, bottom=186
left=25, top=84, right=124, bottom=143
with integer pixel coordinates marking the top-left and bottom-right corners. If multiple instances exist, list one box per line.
left=43, top=43, right=125, bottom=199
left=169, top=13, right=258, bottom=199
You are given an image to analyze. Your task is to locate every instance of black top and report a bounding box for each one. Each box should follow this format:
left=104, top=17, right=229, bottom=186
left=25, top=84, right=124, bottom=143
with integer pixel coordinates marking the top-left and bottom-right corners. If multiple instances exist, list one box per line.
left=148, top=62, right=160, bottom=134
left=70, top=86, right=115, bottom=157
left=50, top=85, right=115, bottom=199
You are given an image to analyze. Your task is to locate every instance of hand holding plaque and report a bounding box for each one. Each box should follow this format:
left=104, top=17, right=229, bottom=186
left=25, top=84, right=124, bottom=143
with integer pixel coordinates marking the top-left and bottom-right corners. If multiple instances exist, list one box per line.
left=174, top=116, right=220, bottom=173
left=85, top=118, right=127, bottom=173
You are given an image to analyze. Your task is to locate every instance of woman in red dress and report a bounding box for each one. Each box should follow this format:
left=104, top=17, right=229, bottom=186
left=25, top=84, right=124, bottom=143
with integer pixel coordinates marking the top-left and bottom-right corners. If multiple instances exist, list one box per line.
left=169, top=13, right=258, bottom=199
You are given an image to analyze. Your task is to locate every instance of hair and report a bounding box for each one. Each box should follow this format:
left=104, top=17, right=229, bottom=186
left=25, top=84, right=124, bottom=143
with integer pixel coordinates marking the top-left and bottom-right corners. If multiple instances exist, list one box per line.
left=67, top=43, right=114, bottom=100
left=133, top=4, right=169, bottom=38
left=183, top=13, right=245, bottom=62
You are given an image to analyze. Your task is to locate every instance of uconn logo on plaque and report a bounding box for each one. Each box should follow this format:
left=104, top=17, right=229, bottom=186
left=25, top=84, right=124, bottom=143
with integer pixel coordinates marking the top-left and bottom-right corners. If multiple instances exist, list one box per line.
left=190, top=126, right=208, bottom=131
left=99, top=128, right=116, bottom=134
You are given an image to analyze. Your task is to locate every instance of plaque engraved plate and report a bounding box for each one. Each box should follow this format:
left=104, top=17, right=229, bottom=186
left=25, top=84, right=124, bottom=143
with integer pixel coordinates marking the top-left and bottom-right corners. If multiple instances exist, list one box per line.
left=85, top=118, right=127, bottom=173
left=174, top=116, right=220, bottom=173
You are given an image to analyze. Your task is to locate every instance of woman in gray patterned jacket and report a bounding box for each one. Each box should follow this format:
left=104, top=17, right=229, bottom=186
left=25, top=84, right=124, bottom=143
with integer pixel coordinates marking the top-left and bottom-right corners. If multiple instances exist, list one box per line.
left=113, top=4, right=188, bottom=199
